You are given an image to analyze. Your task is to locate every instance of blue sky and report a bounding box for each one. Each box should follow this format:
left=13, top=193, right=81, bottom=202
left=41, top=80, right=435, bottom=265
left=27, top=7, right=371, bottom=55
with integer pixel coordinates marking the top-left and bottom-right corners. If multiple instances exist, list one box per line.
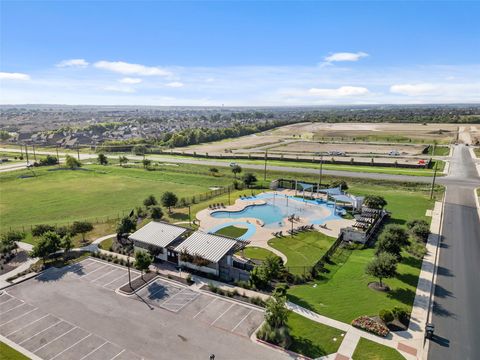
left=1, top=1, right=479, bottom=105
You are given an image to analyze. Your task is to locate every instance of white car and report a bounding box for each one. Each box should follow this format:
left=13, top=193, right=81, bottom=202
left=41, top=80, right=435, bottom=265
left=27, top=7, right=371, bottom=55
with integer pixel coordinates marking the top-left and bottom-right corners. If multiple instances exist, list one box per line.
left=388, top=150, right=400, bottom=156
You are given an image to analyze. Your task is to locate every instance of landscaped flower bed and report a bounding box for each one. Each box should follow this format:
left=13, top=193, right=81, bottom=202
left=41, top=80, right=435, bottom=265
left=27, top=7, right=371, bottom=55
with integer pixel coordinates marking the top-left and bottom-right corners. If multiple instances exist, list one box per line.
left=351, top=316, right=390, bottom=337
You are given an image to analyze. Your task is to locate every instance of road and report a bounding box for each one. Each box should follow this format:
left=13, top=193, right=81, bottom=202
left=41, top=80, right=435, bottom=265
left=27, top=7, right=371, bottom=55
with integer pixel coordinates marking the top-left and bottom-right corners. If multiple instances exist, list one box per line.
left=429, top=145, right=480, bottom=360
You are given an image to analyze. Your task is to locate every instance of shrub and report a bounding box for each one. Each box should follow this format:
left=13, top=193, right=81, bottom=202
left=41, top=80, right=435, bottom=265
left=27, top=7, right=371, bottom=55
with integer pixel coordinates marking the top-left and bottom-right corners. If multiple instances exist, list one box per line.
left=351, top=316, right=390, bottom=337
left=32, top=224, right=56, bottom=237
left=256, top=322, right=291, bottom=348
left=379, top=309, right=394, bottom=323
left=208, top=283, right=219, bottom=293
left=392, top=307, right=410, bottom=325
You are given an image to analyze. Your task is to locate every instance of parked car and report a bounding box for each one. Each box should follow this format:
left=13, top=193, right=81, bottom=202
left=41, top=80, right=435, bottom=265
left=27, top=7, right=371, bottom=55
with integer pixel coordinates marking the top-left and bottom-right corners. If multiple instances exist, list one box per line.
left=388, top=150, right=400, bottom=156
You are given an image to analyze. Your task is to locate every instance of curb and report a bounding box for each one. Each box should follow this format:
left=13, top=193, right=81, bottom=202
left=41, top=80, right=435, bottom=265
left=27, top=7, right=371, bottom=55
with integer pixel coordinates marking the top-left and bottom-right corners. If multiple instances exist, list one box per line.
left=0, top=332, right=43, bottom=360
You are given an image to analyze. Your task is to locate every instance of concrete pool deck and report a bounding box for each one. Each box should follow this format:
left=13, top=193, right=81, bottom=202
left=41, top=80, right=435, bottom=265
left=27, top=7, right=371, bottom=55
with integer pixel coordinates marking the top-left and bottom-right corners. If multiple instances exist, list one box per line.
left=196, top=190, right=355, bottom=264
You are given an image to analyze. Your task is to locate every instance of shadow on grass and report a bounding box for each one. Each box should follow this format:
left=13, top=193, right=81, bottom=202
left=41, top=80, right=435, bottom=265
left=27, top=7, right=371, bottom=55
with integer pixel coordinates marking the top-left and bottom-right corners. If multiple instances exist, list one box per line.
left=289, top=336, right=329, bottom=358
left=396, top=272, right=421, bottom=287
left=286, top=294, right=317, bottom=312
left=386, top=287, right=416, bottom=305
left=169, top=212, right=189, bottom=221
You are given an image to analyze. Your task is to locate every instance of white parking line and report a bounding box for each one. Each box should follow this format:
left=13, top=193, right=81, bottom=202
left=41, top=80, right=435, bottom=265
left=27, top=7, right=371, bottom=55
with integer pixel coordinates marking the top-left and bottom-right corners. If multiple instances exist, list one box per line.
left=79, top=340, right=108, bottom=360
left=32, top=326, right=77, bottom=353
left=82, top=264, right=108, bottom=277
left=19, top=320, right=63, bottom=345
left=90, top=268, right=118, bottom=283
left=0, top=302, right=26, bottom=316
left=0, top=295, right=12, bottom=304
left=6, top=314, right=50, bottom=336
left=231, top=309, right=253, bottom=332
left=49, top=333, right=92, bottom=360
left=102, top=273, right=128, bottom=288
left=193, top=298, right=217, bottom=319
left=0, top=307, right=38, bottom=327
left=109, top=349, right=125, bottom=360
left=211, top=303, right=235, bottom=326
left=144, top=283, right=178, bottom=300
left=0, top=297, right=16, bottom=307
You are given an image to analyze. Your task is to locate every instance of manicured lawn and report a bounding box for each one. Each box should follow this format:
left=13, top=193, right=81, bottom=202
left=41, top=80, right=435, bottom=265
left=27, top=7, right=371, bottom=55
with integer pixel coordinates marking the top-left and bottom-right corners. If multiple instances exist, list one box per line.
left=214, top=225, right=248, bottom=238
left=287, top=312, right=343, bottom=358
left=268, top=231, right=336, bottom=274
left=287, top=186, right=433, bottom=323
left=238, top=246, right=275, bottom=261
left=0, top=164, right=232, bottom=232
left=428, top=145, right=450, bottom=156
left=0, top=342, right=29, bottom=360
left=352, top=338, right=404, bottom=360
left=98, top=237, right=114, bottom=250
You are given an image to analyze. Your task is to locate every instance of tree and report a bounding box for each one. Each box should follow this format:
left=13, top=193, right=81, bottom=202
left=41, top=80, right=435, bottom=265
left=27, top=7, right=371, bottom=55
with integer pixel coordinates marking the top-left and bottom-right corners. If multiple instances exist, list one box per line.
left=242, top=173, right=257, bottom=188
left=32, top=224, right=56, bottom=237
left=62, top=235, right=73, bottom=259
left=209, top=167, right=219, bottom=176
left=142, top=159, right=152, bottom=169
left=365, top=252, right=398, bottom=288
left=65, top=155, right=81, bottom=169
left=250, top=265, right=269, bottom=289
left=119, top=156, right=128, bottom=167
left=231, top=164, right=242, bottom=179
left=150, top=206, right=164, bottom=220
left=364, top=195, right=387, bottom=209
left=263, top=255, right=284, bottom=280
left=143, top=195, right=158, bottom=207
left=331, top=180, right=348, bottom=191
left=70, top=221, right=93, bottom=243
left=257, top=293, right=291, bottom=347
left=161, top=191, right=178, bottom=213
left=1, top=231, right=23, bottom=254
left=97, top=153, right=108, bottom=165
left=39, top=155, right=58, bottom=166
left=132, top=145, right=147, bottom=156
left=135, top=250, right=153, bottom=279
left=117, top=216, right=137, bottom=235
left=31, top=231, right=62, bottom=263
left=375, top=235, right=403, bottom=260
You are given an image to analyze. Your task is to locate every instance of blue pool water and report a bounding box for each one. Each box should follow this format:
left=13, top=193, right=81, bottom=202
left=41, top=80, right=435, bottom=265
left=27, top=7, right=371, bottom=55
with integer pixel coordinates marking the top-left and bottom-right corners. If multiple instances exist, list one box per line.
left=211, top=193, right=344, bottom=229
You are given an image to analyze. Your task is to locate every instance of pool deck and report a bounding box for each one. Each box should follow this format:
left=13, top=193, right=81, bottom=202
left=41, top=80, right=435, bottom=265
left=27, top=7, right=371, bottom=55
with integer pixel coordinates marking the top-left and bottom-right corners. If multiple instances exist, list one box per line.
left=196, top=190, right=355, bottom=265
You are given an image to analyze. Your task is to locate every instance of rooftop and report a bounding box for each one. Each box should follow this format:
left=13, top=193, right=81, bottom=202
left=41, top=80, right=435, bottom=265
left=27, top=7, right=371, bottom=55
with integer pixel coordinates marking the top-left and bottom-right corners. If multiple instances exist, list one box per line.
left=129, top=221, right=187, bottom=248
left=174, top=232, right=239, bottom=263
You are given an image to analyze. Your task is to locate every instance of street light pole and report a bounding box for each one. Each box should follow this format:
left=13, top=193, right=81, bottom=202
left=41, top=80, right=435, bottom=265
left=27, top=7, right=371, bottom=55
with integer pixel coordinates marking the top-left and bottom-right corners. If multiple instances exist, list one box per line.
left=264, top=150, right=268, bottom=181
left=430, top=161, right=438, bottom=200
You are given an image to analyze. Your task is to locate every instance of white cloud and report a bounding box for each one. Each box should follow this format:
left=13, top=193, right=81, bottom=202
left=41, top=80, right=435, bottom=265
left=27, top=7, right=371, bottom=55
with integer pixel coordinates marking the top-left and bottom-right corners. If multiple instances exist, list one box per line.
left=119, top=77, right=143, bottom=84
left=308, top=86, right=370, bottom=97
left=165, top=81, right=184, bottom=88
left=56, top=59, right=89, bottom=68
left=94, top=61, right=171, bottom=76
left=103, top=85, right=136, bottom=93
left=0, top=72, right=31, bottom=80
left=390, top=83, right=438, bottom=96
left=324, top=52, right=369, bottom=62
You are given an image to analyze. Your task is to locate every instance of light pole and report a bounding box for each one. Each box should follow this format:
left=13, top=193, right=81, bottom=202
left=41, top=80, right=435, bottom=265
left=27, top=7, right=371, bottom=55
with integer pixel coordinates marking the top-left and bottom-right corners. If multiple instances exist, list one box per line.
left=263, top=150, right=268, bottom=181
left=188, top=205, right=192, bottom=226
left=430, top=161, right=438, bottom=200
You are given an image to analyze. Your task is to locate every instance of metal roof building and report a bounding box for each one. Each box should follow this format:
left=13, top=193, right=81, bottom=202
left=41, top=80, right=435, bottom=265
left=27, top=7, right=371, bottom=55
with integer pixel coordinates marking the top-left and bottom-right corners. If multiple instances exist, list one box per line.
left=129, top=221, right=187, bottom=249
left=174, top=232, right=239, bottom=263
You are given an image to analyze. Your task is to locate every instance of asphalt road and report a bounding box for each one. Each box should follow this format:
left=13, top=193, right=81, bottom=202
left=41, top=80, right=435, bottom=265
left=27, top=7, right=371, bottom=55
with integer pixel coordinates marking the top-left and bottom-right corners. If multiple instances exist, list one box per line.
left=429, top=145, right=480, bottom=360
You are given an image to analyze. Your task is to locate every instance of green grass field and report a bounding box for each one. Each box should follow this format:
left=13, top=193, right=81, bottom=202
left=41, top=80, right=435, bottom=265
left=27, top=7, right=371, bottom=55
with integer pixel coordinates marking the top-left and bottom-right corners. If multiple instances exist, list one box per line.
left=238, top=246, right=275, bottom=261
left=268, top=231, right=336, bottom=275
left=287, top=312, right=343, bottom=358
left=0, top=342, right=30, bottom=360
left=287, top=185, right=433, bottom=323
left=214, top=225, right=247, bottom=238
left=427, top=145, right=450, bottom=156
left=474, top=147, right=480, bottom=157
left=352, top=338, right=404, bottom=360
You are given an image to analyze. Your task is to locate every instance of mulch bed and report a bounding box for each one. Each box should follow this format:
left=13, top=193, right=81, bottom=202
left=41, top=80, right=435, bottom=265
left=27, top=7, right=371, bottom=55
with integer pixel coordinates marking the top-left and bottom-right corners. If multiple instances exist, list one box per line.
left=119, top=272, right=157, bottom=294
left=368, top=281, right=390, bottom=292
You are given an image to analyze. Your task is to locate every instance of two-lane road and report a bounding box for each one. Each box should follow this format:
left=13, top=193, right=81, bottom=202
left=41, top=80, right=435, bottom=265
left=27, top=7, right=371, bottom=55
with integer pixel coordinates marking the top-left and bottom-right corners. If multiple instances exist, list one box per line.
left=429, top=145, right=480, bottom=360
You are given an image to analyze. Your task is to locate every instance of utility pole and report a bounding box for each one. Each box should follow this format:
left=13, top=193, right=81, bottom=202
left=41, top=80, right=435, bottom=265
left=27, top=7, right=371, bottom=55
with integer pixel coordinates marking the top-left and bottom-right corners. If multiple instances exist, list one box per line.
left=32, top=144, right=37, bottom=161
left=56, top=146, right=60, bottom=165
left=316, top=153, right=323, bottom=197
left=263, top=151, right=268, bottom=181
left=430, top=161, right=438, bottom=200
left=19, top=144, right=23, bottom=157
left=77, top=145, right=80, bottom=161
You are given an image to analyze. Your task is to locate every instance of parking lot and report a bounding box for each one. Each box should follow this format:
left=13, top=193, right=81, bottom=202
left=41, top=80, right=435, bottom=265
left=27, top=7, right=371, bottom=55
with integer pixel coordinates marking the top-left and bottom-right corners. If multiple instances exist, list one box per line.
left=1, top=258, right=281, bottom=360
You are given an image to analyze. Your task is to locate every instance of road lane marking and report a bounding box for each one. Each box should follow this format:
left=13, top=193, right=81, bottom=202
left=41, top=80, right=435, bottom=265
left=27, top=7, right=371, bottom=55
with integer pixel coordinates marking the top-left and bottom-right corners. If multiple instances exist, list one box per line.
left=49, top=334, right=92, bottom=360
left=231, top=309, right=253, bottom=332
left=211, top=303, right=235, bottom=325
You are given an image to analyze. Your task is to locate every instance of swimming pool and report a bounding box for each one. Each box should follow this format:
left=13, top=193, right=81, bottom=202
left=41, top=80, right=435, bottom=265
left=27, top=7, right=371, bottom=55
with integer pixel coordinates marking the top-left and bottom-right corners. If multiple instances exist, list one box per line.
left=211, top=193, right=344, bottom=229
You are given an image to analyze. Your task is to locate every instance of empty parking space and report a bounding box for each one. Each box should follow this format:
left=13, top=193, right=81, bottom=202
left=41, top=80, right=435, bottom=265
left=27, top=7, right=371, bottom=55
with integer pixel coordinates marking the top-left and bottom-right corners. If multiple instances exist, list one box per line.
left=0, top=291, right=141, bottom=360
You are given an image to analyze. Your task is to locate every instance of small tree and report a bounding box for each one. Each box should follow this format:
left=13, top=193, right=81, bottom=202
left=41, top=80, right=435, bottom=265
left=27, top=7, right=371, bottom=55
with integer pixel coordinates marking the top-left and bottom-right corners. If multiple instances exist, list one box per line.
left=231, top=164, right=242, bottom=179
left=364, top=195, right=387, bottom=209
left=143, top=195, right=158, bottom=207
left=118, top=155, right=129, bottom=167
left=142, top=159, right=152, bottom=169
left=242, top=173, right=257, bottom=188
left=70, top=221, right=93, bottom=243
left=117, top=216, right=137, bottom=235
left=31, top=231, right=62, bottom=264
left=135, top=250, right=153, bottom=279
left=161, top=191, right=178, bottom=213
left=209, top=167, right=219, bottom=176
left=257, top=293, right=291, bottom=347
left=0, top=231, right=23, bottom=254
left=62, top=235, right=73, bottom=259
left=32, top=224, right=56, bottom=237
left=39, top=155, right=58, bottom=166
left=150, top=206, right=164, bottom=220
left=132, top=145, right=147, bottom=156
left=375, top=235, right=403, bottom=260
left=331, top=180, right=348, bottom=191
left=365, top=252, right=398, bottom=288
left=65, top=155, right=81, bottom=169
left=97, top=153, right=108, bottom=165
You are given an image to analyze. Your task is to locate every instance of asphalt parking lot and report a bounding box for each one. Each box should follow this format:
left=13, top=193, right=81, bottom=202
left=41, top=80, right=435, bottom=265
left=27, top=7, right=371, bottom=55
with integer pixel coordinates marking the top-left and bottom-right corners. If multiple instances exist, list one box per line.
left=1, top=258, right=283, bottom=360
